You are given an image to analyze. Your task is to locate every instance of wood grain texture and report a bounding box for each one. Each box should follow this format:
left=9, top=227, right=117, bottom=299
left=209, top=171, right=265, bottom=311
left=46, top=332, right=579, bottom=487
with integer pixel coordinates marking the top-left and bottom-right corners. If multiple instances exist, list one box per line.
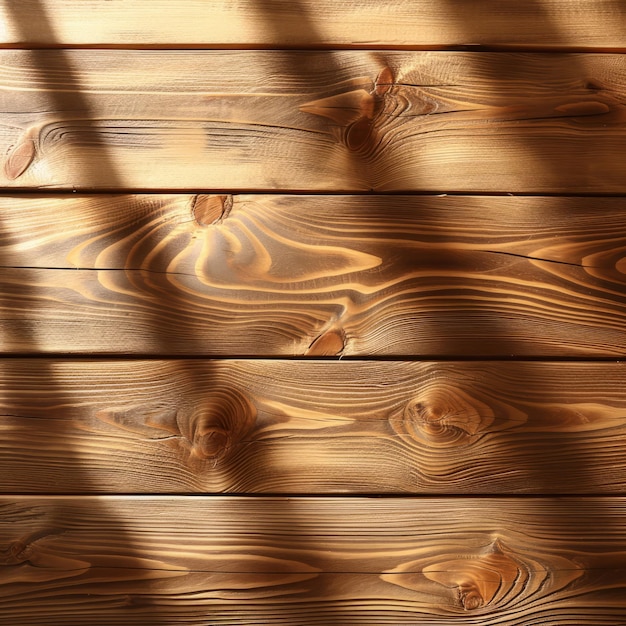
left=2, top=359, right=626, bottom=494
left=2, top=496, right=626, bottom=624
left=4, top=4, right=625, bottom=626
left=0, top=0, right=624, bottom=48
left=1, top=51, right=626, bottom=192
left=3, top=194, right=626, bottom=356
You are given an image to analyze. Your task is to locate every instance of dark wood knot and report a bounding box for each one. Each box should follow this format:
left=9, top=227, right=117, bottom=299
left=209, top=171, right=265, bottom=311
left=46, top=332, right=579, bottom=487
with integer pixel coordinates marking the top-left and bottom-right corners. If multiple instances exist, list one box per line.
left=300, top=66, right=395, bottom=152
left=382, top=538, right=583, bottom=613
left=192, top=194, right=233, bottom=226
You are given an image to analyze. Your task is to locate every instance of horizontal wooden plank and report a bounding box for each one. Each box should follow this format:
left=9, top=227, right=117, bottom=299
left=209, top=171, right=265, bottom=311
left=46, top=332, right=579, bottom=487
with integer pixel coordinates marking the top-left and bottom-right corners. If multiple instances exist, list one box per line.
left=2, top=496, right=626, bottom=624
left=2, top=194, right=626, bottom=356
left=1, top=1, right=624, bottom=49
left=2, top=359, right=626, bottom=494
left=1, top=51, right=626, bottom=192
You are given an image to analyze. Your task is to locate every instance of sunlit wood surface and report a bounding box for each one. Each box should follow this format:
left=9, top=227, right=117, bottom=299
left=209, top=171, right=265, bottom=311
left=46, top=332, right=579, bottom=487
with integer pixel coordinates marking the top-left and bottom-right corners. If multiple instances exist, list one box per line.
left=2, top=194, right=626, bottom=356
left=2, top=359, right=626, bottom=494
left=1, top=1, right=626, bottom=624
left=2, top=497, right=626, bottom=625
left=1, top=51, right=626, bottom=192
left=1, top=0, right=623, bottom=48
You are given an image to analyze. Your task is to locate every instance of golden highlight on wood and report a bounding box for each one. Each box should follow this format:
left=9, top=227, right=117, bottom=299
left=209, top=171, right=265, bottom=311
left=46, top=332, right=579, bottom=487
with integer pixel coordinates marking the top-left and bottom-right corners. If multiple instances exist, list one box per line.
left=2, top=2, right=625, bottom=624
left=1, top=51, right=626, bottom=192
left=1, top=497, right=625, bottom=624
left=2, top=194, right=626, bottom=356
left=1, top=359, right=626, bottom=494
left=1, top=0, right=624, bottom=48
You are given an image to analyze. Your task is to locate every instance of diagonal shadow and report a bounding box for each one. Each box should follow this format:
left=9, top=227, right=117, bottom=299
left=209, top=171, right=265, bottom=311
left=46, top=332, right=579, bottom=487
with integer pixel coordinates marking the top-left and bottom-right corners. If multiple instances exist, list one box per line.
left=244, top=0, right=626, bottom=621
left=0, top=2, right=197, bottom=624
left=1, top=0, right=625, bottom=623
left=432, top=0, right=624, bottom=559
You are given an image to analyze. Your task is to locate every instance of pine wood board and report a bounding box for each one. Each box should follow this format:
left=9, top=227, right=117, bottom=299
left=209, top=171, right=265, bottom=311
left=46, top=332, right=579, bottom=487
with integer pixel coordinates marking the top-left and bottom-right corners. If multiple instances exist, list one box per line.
left=2, top=359, right=626, bottom=494
left=1, top=496, right=626, bottom=624
left=3, top=5, right=624, bottom=626
left=2, top=194, right=626, bottom=356
left=1, top=0, right=624, bottom=49
left=1, top=51, right=626, bottom=192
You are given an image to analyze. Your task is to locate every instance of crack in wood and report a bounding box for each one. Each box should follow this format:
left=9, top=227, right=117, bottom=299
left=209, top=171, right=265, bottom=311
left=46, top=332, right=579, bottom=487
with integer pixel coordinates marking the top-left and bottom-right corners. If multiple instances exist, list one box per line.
left=481, top=250, right=591, bottom=268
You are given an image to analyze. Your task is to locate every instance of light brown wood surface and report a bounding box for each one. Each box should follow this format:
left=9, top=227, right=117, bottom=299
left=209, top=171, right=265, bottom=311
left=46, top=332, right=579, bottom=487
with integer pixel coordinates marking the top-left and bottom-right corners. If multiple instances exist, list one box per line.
left=1, top=359, right=626, bottom=494
left=2, top=194, right=626, bottom=356
left=1, top=0, right=624, bottom=49
left=2, top=496, right=626, bottom=624
left=3, top=3, right=626, bottom=624
left=1, top=51, right=626, bottom=192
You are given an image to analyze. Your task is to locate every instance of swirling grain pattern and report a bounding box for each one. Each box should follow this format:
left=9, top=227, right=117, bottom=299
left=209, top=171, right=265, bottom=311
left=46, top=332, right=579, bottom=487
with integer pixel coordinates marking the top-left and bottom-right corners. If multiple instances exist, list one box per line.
left=1, top=1, right=623, bottom=47
left=3, top=5, right=625, bottom=625
left=1, top=359, right=625, bottom=494
left=1, top=497, right=625, bottom=624
left=2, top=194, right=626, bottom=355
left=1, top=51, right=626, bottom=191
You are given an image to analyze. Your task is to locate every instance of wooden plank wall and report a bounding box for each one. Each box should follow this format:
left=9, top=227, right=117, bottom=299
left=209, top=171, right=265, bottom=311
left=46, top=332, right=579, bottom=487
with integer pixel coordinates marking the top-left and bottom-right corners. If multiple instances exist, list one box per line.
left=2, top=2, right=626, bottom=624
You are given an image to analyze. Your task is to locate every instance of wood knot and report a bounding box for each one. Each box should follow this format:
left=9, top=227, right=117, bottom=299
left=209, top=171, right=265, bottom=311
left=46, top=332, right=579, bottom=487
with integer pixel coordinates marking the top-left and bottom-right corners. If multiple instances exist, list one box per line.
left=192, top=194, right=232, bottom=226
left=383, top=538, right=583, bottom=614
left=194, top=425, right=232, bottom=461
left=458, top=588, right=484, bottom=611
left=306, top=329, right=345, bottom=356
left=300, top=67, right=394, bottom=152
left=346, top=66, right=395, bottom=152
left=185, top=387, right=256, bottom=464
left=4, top=136, right=36, bottom=180
left=396, top=385, right=494, bottom=446
left=0, top=529, right=56, bottom=566
left=1, top=539, right=32, bottom=565
left=345, top=117, right=374, bottom=152
left=424, top=543, right=536, bottom=612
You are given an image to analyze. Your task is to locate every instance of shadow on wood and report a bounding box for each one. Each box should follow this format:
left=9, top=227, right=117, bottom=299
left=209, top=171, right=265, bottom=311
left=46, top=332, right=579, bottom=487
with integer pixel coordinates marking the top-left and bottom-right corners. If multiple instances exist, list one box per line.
left=1, top=0, right=626, bottom=623
left=0, top=3, right=197, bottom=624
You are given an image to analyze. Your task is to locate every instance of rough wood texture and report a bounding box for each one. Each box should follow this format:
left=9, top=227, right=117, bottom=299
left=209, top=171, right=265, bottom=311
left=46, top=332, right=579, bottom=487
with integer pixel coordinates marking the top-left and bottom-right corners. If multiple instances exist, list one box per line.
left=0, top=0, right=624, bottom=48
left=2, top=497, right=626, bottom=624
left=2, top=359, right=626, bottom=494
left=3, top=4, right=626, bottom=625
left=2, top=194, right=626, bottom=356
left=1, top=51, right=626, bottom=192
